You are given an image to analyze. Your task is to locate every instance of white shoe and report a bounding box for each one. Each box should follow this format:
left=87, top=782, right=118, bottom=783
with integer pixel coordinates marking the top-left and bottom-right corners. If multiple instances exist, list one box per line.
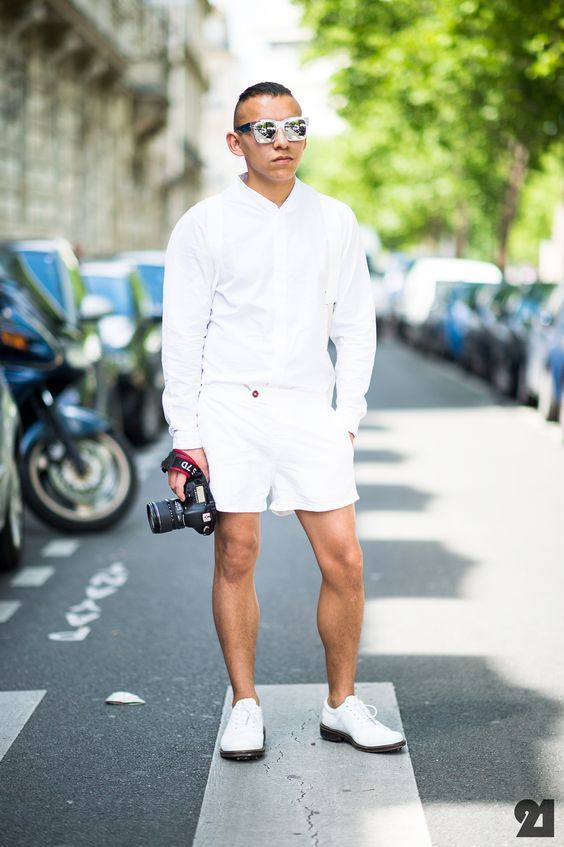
left=219, top=697, right=265, bottom=760
left=320, top=694, right=406, bottom=752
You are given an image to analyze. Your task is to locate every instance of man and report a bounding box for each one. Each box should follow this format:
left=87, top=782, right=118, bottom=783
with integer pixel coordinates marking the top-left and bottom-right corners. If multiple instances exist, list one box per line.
left=161, top=81, right=406, bottom=760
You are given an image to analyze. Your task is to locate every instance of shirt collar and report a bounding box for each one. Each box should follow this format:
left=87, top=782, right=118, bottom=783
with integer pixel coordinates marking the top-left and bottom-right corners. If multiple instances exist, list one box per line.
left=231, top=171, right=302, bottom=213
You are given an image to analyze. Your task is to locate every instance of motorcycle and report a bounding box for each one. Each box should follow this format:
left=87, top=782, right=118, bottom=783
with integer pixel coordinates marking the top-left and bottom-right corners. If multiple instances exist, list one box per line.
left=0, top=274, right=139, bottom=533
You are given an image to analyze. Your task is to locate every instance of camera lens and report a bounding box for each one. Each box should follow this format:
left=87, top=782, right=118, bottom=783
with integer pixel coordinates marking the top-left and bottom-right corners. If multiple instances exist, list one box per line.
left=147, top=501, right=163, bottom=533
left=147, top=496, right=192, bottom=533
left=146, top=499, right=180, bottom=533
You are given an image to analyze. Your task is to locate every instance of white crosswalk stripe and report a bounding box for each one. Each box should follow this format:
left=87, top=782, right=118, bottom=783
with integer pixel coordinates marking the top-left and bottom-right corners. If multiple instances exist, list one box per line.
left=356, top=510, right=452, bottom=541
left=41, top=539, right=80, bottom=558
left=0, top=691, right=47, bottom=761
left=9, top=566, right=55, bottom=587
left=0, top=601, right=21, bottom=623
left=193, top=682, right=431, bottom=847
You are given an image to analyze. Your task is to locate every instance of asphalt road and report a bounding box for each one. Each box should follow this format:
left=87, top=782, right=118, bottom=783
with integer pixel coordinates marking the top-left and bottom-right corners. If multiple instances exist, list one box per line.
left=1, top=333, right=563, bottom=847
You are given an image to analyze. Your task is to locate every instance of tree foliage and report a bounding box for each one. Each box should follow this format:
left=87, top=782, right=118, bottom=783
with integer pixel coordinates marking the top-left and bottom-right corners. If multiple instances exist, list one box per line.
left=294, top=0, right=564, bottom=266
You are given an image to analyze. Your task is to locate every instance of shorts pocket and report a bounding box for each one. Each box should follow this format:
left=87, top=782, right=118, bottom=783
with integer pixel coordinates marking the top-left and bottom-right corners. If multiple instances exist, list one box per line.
left=325, top=406, right=354, bottom=453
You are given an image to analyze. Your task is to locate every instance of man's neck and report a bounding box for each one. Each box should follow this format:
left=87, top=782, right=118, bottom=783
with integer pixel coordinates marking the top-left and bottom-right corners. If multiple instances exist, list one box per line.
left=243, top=170, right=296, bottom=208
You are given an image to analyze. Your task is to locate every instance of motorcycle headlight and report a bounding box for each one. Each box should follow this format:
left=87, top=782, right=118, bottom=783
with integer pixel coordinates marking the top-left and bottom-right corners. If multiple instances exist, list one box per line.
left=98, top=315, right=135, bottom=350
left=66, top=341, right=91, bottom=369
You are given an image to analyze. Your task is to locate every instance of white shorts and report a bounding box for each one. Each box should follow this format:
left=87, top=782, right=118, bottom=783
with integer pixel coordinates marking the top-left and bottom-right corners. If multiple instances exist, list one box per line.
left=196, top=382, right=359, bottom=516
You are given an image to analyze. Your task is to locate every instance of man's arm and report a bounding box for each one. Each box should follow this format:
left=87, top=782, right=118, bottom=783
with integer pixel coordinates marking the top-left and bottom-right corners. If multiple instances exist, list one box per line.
left=329, top=205, right=377, bottom=437
left=161, top=208, right=213, bottom=450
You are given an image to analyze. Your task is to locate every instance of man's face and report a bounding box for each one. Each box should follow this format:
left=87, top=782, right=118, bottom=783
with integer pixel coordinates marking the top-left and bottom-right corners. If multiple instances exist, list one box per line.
left=226, top=94, right=307, bottom=182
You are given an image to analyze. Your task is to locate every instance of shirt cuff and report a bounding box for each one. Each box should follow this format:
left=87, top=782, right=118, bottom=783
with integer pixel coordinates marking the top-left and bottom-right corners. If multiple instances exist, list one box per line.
left=334, top=407, right=362, bottom=437
left=171, top=429, right=203, bottom=450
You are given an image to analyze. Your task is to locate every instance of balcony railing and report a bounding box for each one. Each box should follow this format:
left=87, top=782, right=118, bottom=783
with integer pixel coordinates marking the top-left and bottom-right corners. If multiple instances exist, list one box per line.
left=56, top=0, right=167, bottom=62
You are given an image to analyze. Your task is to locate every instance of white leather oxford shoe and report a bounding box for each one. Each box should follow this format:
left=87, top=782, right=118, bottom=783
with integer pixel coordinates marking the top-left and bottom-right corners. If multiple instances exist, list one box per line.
left=320, top=694, right=406, bottom=752
left=219, top=697, right=266, bottom=760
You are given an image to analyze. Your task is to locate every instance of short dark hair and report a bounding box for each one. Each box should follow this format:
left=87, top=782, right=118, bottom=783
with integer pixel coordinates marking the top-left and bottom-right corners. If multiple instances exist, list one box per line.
left=233, top=81, right=296, bottom=129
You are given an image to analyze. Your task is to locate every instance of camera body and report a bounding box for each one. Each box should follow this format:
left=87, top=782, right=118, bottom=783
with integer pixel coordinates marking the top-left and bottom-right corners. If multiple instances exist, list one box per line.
left=146, top=450, right=217, bottom=535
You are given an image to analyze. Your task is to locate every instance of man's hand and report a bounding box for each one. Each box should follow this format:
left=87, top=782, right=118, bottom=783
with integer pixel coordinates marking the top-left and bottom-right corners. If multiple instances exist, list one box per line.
left=348, top=432, right=355, bottom=444
left=168, top=447, right=210, bottom=501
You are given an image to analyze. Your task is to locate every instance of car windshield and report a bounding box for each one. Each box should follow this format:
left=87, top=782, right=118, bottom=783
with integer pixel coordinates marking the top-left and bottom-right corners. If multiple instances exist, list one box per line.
left=136, top=264, right=164, bottom=305
left=18, top=250, right=64, bottom=309
left=526, top=283, right=556, bottom=305
left=513, top=283, right=557, bottom=321
left=83, top=274, right=135, bottom=318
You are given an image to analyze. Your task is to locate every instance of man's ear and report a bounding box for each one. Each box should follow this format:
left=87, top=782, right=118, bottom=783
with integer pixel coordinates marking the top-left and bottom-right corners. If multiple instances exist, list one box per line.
left=226, top=131, right=245, bottom=158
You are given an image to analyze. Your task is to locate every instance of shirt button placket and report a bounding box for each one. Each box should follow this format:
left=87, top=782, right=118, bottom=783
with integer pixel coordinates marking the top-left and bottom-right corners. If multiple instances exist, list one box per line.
left=270, top=212, right=288, bottom=385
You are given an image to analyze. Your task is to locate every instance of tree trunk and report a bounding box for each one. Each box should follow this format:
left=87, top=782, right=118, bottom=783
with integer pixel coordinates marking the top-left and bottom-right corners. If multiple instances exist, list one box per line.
left=454, top=201, right=470, bottom=257
left=496, top=139, right=529, bottom=271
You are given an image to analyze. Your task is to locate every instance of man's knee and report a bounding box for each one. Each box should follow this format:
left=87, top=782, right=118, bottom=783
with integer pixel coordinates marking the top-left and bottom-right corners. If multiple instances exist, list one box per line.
left=322, top=542, right=364, bottom=590
left=215, top=513, right=260, bottom=580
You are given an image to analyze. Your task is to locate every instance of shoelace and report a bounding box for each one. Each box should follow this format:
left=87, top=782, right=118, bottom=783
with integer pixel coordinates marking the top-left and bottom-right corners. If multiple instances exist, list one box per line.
left=231, top=704, right=261, bottom=729
left=345, top=699, right=380, bottom=726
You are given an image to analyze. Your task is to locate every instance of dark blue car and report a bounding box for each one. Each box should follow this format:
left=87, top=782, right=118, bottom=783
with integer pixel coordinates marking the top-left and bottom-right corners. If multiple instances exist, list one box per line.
left=522, top=283, right=564, bottom=421
left=487, top=282, right=558, bottom=399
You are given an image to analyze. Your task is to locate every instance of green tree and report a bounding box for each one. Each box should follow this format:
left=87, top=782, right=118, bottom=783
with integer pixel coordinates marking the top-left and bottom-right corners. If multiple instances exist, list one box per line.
left=294, top=0, right=563, bottom=268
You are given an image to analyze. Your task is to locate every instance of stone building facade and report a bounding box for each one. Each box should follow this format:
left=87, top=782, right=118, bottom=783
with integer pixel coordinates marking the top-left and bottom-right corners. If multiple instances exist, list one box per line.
left=0, top=0, right=209, bottom=255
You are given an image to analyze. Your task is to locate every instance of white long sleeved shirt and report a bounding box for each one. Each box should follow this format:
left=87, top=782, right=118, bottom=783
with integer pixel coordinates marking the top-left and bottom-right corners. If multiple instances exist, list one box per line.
left=161, top=171, right=376, bottom=449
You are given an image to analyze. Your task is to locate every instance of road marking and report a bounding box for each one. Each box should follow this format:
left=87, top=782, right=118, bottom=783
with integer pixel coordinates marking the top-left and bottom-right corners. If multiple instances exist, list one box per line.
left=354, top=428, right=411, bottom=453
left=356, top=510, right=449, bottom=541
left=361, top=597, right=492, bottom=657
left=48, top=562, right=128, bottom=641
left=0, top=690, right=47, bottom=762
left=9, top=566, right=55, bottom=587
left=354, top=461, right=415, bottom=485
left=0, top=601, right=21, bottom=623
left=42, top=539, right=80, bottom=558
left=193, top=682, right=431, bottom=847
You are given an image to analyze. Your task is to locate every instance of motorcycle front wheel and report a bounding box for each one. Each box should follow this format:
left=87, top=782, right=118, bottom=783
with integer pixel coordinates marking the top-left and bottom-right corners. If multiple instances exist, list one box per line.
left=21, top=431, right=138, bottom=533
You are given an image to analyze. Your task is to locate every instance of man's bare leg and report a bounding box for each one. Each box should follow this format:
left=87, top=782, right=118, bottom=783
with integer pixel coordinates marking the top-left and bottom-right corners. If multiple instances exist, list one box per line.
left=212, top=511, right=262, bottom=708
left=295, top=504, right=364, bottom=709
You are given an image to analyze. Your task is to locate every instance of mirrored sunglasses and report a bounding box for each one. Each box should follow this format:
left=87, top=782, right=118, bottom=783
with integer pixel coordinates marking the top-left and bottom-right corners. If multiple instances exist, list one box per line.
left=235, top=116, right=309, bottom=144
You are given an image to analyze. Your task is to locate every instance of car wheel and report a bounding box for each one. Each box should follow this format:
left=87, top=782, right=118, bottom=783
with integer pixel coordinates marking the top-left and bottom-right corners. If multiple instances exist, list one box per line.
left=0, top=456, right=24, bottom=571
left=538, top=366, right=559, bottom=422
left=516, top=361, right=534, bottom=406
left=493, top=359, right=515, bottom=397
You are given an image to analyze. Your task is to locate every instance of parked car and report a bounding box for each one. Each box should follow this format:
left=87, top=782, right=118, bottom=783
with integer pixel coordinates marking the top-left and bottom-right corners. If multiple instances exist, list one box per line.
left=0, top=368, right=23, bottom=570
left=80, top=260, right=165, bottom=445
left=383, top=254, right=417, bottom=338
left=540, top=307, right=564, bottom=423
left=487, top=282, right=558, bottom=399
left=521, top=283, right=564, bottom=420
left=0, top=239, right=121, bottom=425
left=417, top=279, right=497, bottom=362
left=114, top=251, right=165, bottom=318
left=458, top=283, right=526, bottom=380
left=396, top=256, right=502, bottom=346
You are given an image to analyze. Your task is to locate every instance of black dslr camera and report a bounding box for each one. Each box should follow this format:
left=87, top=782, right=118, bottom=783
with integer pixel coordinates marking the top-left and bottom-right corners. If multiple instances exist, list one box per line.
left=146, top=450, right=217, bottom=535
